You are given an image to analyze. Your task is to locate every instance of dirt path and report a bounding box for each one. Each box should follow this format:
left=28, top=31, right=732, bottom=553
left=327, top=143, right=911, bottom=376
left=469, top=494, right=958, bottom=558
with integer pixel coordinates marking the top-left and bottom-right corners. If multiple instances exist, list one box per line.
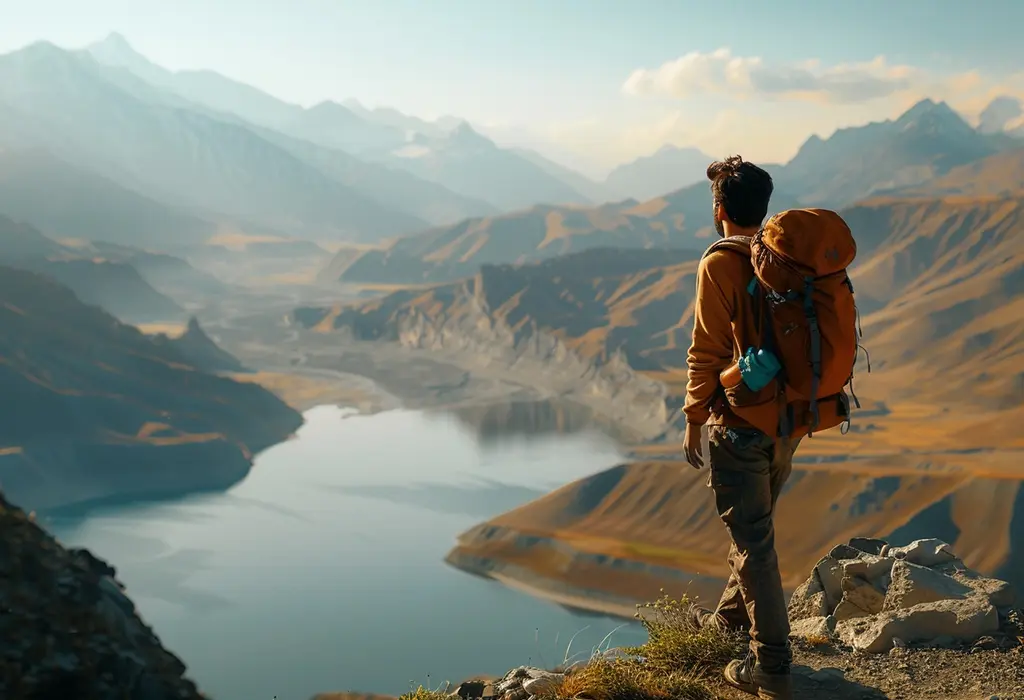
left=711, top=641, right=1024, bottom=700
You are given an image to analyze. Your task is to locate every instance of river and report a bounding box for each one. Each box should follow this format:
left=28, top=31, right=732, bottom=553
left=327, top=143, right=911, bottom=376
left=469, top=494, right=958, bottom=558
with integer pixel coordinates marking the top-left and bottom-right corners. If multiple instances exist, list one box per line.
left=43, top=405, right=647, bottom=700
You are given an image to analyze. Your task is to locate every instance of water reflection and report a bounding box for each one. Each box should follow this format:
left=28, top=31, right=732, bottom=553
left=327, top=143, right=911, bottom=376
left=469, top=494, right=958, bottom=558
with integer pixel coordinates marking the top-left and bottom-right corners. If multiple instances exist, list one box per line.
left=326, top=479, right=547, bottom=519
left=439, top=398, right=640, bottom=445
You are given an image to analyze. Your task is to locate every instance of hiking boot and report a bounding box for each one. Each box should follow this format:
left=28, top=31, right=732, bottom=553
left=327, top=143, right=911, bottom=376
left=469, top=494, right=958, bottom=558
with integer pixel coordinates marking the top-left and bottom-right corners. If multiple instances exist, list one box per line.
left=723, top=653, right=792, bottom=700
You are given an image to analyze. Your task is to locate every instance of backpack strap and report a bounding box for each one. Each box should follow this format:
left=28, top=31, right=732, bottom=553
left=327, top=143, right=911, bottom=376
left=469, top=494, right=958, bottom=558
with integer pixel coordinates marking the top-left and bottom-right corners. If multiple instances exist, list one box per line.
left=801, top=276, right=822, bottom=434
left=701, top=235, right=752, bottom=261
left=701, top=236, right=793, bottom=439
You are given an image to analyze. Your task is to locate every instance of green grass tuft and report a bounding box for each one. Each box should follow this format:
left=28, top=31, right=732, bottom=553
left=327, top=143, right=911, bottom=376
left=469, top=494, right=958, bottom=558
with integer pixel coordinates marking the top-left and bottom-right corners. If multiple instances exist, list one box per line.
left=398, top=687, right=450, bottom=700
left=550, top=594, right=744, bottom=700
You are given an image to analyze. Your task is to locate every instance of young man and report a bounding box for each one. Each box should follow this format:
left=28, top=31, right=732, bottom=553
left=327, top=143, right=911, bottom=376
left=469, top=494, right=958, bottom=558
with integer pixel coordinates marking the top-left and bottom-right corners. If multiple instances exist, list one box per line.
left=682, top=156, right=798, bottom=700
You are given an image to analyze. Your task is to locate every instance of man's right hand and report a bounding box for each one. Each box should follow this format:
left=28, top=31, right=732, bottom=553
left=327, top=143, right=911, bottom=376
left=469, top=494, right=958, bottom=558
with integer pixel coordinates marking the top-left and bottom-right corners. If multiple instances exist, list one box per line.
left=683, top=423, right=704, bottom=470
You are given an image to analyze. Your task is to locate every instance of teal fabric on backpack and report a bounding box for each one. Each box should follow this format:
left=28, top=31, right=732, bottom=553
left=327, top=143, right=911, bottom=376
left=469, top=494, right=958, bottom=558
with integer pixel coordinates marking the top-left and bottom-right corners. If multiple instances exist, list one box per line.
left=738, top=346, right=781, bottom=392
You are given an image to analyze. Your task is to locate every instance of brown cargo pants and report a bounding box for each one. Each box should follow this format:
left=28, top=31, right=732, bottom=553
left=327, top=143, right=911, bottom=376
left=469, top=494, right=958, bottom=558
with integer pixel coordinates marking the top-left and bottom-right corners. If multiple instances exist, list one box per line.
left=707, top=425, right=801, bottom=672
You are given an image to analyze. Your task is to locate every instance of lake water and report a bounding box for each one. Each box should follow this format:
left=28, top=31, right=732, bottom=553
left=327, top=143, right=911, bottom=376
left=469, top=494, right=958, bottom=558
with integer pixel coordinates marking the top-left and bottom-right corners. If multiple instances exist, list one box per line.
left=44, top=405, right=647, bottom=700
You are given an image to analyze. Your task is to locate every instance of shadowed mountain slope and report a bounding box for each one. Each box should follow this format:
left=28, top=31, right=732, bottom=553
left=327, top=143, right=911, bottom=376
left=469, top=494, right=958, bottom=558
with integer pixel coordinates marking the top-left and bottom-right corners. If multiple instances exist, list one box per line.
left=0, top=266, right=302, bottom=511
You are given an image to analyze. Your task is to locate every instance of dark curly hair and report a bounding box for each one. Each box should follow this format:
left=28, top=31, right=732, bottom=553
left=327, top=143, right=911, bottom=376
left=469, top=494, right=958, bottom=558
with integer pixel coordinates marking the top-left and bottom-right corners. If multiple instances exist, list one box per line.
left=707, top=155, right=774, bottom=228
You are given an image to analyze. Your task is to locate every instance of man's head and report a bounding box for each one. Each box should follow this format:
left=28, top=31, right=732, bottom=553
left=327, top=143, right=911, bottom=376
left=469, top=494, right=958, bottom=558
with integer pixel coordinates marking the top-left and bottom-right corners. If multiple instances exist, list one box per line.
left=706, top=155, right=774, bottom=237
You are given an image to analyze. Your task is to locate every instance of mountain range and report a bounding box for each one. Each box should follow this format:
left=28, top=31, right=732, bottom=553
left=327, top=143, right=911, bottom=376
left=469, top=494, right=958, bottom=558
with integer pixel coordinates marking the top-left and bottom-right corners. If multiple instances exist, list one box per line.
left=1, top=32, right=1022, bottom=258
left=776, top=98, right=1011, bottom=206
left=82, top=34, right=593, bottom=213
left=315, top=98, right=1024, bottom=291
left=322, top=182, right=803, bottom=286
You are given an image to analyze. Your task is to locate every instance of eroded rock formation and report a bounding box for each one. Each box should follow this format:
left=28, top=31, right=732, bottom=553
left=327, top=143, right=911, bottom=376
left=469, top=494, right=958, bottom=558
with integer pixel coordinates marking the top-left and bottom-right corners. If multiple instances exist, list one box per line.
left=789, top=537, right=1017, bottom=653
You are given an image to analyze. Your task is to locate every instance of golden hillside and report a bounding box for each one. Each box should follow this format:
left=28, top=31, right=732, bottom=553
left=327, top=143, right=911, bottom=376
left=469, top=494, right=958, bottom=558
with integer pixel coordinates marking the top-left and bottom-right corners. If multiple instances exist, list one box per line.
left=320, top=184, right=801, bottom=286
left=449, top=455, right=1023, bottom=614
left=896, top=146, right=1024, bottom=198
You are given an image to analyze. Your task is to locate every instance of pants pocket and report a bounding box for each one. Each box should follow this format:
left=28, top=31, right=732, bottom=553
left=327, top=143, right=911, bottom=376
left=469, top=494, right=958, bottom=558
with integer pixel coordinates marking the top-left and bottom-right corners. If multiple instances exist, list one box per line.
left=709, top=466, right=745, bottom=514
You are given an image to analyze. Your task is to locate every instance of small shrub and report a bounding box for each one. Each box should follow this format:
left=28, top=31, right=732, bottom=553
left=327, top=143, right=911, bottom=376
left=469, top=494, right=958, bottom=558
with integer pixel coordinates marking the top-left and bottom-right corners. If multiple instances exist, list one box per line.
left=399, top=686, right=449, bottom=700
left=553, top=594, right=744, bottom=700
left=625, top=595, right=740, bottom=676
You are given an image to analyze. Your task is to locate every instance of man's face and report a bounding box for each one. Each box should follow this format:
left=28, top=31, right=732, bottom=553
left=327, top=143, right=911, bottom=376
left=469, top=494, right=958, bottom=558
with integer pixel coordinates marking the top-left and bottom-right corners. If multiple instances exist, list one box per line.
left=713, top=201, right=726, bottom=238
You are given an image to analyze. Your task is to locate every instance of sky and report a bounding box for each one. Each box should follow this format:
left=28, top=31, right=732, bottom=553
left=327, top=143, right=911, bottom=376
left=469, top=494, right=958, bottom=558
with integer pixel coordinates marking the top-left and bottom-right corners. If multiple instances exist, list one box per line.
left=3, top=0, right=1024, bottom=177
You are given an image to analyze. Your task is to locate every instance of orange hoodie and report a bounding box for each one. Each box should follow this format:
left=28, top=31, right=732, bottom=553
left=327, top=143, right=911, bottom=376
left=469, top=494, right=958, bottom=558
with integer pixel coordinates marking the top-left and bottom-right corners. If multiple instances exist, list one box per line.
left=683, top=246, right=780, bottom=436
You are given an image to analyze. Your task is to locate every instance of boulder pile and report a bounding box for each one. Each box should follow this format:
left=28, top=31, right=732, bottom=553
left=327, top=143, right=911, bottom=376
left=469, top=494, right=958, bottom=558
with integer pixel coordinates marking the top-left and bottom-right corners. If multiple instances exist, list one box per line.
left=448, top=666, right=566, bottom=700
left=788, top=537, right=1017, bottom=653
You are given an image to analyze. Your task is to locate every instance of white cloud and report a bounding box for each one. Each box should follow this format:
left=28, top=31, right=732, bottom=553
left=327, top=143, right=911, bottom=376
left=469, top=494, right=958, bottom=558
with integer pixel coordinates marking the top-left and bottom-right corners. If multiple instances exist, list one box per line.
left=624, top=49, right=925, bottom=104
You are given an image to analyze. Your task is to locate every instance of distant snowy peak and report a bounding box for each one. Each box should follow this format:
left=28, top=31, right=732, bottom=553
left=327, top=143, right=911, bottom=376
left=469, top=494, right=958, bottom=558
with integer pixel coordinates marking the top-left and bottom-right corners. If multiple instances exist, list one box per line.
left=979, top=96, right=1024, bottom=136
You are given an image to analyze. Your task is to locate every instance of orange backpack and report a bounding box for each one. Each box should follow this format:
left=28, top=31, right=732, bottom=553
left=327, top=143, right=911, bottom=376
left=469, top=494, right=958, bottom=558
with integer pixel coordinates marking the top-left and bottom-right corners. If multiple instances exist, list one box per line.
left=708, top=208, right=863, bottom=437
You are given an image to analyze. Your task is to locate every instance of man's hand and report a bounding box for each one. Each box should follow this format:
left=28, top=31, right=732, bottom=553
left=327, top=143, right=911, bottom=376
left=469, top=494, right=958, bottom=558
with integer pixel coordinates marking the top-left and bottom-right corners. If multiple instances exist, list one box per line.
left=683, top=423, right=704, bottom=470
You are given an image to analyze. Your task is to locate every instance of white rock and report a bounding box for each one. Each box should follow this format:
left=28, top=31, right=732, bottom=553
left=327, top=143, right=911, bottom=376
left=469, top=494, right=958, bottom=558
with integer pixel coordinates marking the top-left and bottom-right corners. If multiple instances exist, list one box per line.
left=884, top=560, right=972, bottom=611
left=789, top=536, right=1014, bottom=654
left=835, top=596, right=999, bottom=653
left=887, top=539, right=958, bottom=568
left=522, top=675, right=562, bottom=695
left=789, top=616, right=836, bottom=639
left=840, top=574, right=886, bottom=616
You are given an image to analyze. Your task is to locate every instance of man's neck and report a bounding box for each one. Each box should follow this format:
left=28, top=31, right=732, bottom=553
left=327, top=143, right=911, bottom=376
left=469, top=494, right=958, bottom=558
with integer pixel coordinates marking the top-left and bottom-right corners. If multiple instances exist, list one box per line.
left=722, top=223, right=761, bottom=238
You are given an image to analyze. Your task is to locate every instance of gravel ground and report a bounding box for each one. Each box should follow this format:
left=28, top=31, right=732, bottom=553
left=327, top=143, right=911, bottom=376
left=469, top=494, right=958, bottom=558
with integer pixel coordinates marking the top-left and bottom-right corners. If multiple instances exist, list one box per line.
left=712, top=636, right=1024, bottom=700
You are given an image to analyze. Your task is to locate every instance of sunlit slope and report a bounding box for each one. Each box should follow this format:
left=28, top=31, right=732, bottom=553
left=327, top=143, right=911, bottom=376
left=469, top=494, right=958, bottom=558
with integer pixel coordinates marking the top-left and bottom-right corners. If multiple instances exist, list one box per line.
left=322, top=184, right=801, bottom=286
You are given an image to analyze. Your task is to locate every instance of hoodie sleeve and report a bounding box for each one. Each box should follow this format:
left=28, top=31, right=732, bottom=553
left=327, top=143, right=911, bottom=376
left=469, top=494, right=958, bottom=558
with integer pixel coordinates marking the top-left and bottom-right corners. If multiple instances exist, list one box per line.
left=683, top=251, right=738, bottom=426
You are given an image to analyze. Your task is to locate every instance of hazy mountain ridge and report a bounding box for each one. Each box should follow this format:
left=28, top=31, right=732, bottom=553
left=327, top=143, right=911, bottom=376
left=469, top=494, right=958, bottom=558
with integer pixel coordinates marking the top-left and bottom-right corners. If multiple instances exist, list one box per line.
left=6, top=35, right=1018, bottom=256
left=0, top=41, right=441, bottom=242
left=891, top=146, right=1024, bottom=198
left=775, top=99, right=1009, bottom=207
left=602, top=144, right=715, bottom=201
left=0, top=214, right=185, bottom=323
left=89, top=240, right=228, bottom=298
left=368, top=123, right=593, bottom=210
left=0, top=148, right=215, bottom=248
left=84, top=34, right=591, bottom=217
